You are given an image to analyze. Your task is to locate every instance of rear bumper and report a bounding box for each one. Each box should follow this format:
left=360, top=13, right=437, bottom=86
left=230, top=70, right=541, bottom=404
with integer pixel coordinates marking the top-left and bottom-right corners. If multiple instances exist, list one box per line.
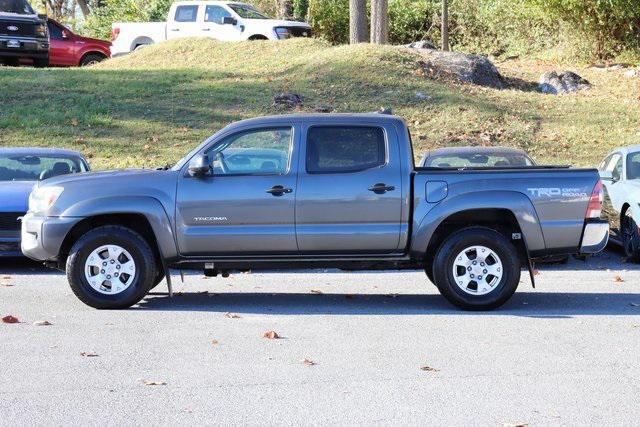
left=0, top=37, right=49, bottom=58
left=580, top=219, right=609, bottom=254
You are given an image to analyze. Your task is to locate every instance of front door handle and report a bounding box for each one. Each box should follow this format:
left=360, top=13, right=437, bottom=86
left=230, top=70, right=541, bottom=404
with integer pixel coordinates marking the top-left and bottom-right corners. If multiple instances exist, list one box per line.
left=202, top=28, right=211, bottom=31
left=170, top=28, right=180, bottom=32
left=266, top=185, right=293, bottom=196
left=368, top=183, right=395, bottom=194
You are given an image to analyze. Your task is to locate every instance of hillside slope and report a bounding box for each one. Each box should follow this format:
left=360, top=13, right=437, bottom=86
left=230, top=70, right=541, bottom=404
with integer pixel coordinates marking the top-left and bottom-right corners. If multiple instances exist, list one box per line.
left=0, top=38, right=638, bottom=170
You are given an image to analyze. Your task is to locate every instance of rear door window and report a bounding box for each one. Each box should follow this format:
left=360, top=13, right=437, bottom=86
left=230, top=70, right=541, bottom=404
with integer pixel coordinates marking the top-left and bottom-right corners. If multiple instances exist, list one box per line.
left=306, top=126, right=386, bottom=174
left=174, top=5, right=199, bottom=22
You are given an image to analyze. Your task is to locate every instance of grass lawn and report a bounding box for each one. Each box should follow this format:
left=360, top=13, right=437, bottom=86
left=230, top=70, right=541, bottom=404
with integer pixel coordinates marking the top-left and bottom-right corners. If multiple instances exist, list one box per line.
left=0, top=38, right=638, bottom=170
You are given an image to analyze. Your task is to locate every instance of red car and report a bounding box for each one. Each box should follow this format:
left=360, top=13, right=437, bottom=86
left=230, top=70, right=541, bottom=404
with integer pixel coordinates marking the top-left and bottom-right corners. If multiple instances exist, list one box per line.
left=46, top=18, right=111, bottom=66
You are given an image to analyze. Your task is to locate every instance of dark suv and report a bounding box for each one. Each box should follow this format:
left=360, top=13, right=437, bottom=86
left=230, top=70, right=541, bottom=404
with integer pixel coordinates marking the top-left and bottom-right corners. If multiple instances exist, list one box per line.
left=0, top=0, right=49, bottom=67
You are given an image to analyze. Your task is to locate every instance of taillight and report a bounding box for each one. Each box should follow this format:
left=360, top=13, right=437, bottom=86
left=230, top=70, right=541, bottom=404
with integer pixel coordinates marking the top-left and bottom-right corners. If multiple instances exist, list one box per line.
left=111, top=27, right=120, bottom=41
left=586, top=180, right=603, bottom=219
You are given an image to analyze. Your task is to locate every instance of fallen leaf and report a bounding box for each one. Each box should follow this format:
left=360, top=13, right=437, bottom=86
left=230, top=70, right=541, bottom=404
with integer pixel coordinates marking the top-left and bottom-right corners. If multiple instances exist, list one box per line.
left=74, top=137, right=86, bottom=144
left=301, top=358, right=316, bottom=366
left=142, top=380, right=167, bottom=386
left=224, top=312, right=241, bottom=319
left=211, top=339, right=219, bottom=345
left=70, top=118, right=79, bottom=126
left=614, top=274, right=625, bottom=283
left=80, top=352, right=98, bottom=357
left=420, top=365, right=439, bottom=372
left=2, top=275, right=10, bottom=280
left=310, top=289, right=323, bottom=295
left=263, top=330, right=280, bottom=339
left=143, top=144, right=150, bottom=150
left=34, top=320, right=52, bottom=326
left=533, top=269, right=540, bottom=276
left=2, top=315, right=19, bottom=323
left=503, top=423, right=529, bottom=427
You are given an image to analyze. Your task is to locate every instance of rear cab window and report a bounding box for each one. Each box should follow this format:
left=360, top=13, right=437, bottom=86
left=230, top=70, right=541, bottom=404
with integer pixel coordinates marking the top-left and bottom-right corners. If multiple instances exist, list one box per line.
left=174, top=5, right=199, bottom=22
left=305, top=126, right=386, bottom=174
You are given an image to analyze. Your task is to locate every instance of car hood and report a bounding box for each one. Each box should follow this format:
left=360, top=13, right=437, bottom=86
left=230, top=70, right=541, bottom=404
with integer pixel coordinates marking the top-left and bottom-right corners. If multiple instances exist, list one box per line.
left=76, top=35, right=112, bottom=47
left=41, top=169, right=164, bottom=187
left=0, top=181, right=35, bottom=212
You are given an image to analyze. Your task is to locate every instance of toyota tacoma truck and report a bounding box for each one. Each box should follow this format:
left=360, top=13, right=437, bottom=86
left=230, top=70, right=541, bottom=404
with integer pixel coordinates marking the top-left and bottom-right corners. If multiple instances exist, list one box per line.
left=0, top=0, right=49, bottom=67
left=21, top=113, right=608, bottom=310
left=110, top=1, right=312, bottom=57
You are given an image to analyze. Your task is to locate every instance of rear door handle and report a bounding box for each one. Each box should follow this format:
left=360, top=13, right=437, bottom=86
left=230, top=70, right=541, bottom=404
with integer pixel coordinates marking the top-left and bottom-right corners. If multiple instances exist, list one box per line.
left=266, top=185, right=293, bottom=196
left=368, top=183, right=395, bottom=194
left=170, top=28, right=180, bottom=32
left=202, top=28, right=211, bottom=31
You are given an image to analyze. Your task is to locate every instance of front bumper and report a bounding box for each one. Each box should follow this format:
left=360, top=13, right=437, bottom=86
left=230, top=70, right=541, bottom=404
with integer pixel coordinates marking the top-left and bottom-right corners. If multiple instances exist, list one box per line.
left=21, top=212, right=82, bottom=262
left=580, top=219, right=609, bottom=254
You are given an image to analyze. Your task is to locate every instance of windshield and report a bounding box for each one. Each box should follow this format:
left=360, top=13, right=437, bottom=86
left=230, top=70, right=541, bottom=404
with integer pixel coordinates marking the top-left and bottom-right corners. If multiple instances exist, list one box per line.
left=0, top=155, right=87, bottom=181
left=424, top=152, right=535, bottom=168
left=229, top=4, right=269, bottom=19
left=0, top=0, right=35, bottom=14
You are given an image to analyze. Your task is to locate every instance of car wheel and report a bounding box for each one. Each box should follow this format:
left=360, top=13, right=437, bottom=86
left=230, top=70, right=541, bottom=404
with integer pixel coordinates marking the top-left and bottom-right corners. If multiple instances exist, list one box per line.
left=432, top=227, right=521, bottom=310
left=621, top=209, right=640, bottom=262
left=33, top=57, right=49, bottom=68
left=424, top=261, right=434, bottom=284
left=149, top=271, right=166, bottom=291
left=80, top=54, right=105, bottom=67
left=66, top=225, right=157, bottom=309
left=3, top=57, right=20, bottom=66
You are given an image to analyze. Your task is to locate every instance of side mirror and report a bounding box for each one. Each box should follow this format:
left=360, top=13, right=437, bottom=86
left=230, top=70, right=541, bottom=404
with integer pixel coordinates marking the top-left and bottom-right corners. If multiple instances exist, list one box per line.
left=222, top=16, right=237, bottom=25
left=599, top=170, right=613, bottom=181
left=188, top=154, right=211, bottom=177
left=61, top=30, right=69, bottom=39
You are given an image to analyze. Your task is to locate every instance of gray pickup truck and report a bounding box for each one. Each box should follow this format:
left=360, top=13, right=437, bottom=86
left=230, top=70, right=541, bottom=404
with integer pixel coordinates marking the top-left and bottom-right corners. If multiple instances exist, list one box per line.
left=21, top=113, right=608, bottom=310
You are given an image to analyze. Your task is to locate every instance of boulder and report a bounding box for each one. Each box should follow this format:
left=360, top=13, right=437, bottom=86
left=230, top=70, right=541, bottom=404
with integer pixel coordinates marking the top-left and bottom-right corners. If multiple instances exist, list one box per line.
left=539, top=71, right=591, bottom=95
left=408, top=46, right=504, bottom=89
left=406, top=40, right=437, bottom=50
left=272, top=93, right=302, bottom=110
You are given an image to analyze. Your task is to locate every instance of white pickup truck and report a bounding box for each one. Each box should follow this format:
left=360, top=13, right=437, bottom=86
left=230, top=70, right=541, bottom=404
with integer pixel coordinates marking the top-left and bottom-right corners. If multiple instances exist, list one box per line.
left=110, top=0, right=312, bottom=57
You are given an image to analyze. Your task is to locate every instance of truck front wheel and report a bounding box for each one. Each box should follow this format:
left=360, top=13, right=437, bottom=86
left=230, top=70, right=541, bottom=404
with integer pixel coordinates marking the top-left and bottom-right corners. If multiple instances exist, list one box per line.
left=432, top=227, right=521, bottom=310
left=66, top=225, right=157, bottom=309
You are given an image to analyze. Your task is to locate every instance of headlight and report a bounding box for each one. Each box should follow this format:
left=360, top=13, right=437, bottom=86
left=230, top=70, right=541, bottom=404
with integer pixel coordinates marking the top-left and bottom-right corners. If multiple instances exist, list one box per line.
left=35, top=24, right=47, bottom=38
left=275, top=27, right=291, bottom=39
left=29, top=186, right=64, bottom=213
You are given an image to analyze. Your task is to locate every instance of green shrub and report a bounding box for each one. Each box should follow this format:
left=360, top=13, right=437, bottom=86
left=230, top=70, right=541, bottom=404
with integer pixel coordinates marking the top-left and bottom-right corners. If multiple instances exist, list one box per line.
left=307, top=0, right=349, bottom=44
left=293, top=0, right=309, bottom=21
left=81, top=0, right=172, bottom=40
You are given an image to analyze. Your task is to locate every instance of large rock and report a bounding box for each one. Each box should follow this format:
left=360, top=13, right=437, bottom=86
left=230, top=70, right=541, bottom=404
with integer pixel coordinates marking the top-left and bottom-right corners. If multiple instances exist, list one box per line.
left=408, top=46, right=504, bottom=89
left=539, top=71, right=591, bottom=95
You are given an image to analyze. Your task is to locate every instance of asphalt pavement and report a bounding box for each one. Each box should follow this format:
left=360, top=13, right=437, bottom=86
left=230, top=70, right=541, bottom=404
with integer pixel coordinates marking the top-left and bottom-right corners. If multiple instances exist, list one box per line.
left=1, top=250, right=639, bottom=425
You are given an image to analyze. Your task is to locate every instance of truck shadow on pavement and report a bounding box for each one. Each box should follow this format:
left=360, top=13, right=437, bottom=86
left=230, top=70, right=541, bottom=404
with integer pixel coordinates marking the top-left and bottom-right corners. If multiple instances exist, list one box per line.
left=137, top=291, right=640, bottom=317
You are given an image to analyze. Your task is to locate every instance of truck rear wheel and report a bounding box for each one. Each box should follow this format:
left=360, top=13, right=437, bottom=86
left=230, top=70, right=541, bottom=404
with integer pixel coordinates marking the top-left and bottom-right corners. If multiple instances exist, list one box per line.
left=66, top=225, right=157, bottom=309
left=432, top=227, right=521, bottom=310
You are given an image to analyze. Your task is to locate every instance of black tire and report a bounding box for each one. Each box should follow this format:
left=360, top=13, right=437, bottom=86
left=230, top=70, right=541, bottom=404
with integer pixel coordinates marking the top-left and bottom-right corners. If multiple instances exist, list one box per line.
left=80, top=53, right=105, bottom=67
left=424, top=261, right=434, bottom=284
left=66, top=225, right=157, bottom=309
left=2, top=57, right=20, bottom=66
left=33, top=57, right=49, bottom=68
left=149, top=271, right=166, bottom=290
left=621, top=209, right=640, bottom=262
left=432, top=227, right=521, bottom=310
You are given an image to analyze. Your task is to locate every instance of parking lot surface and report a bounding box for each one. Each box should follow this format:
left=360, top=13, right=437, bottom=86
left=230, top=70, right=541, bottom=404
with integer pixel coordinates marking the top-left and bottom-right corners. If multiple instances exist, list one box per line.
left=1, top=251, right=639, bottom=425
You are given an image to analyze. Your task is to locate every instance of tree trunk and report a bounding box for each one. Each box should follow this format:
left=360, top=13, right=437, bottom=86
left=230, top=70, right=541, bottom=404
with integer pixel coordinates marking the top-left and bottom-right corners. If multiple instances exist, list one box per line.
left=370, top=0, right=388, bottom=44
left=349, top=0, right=368, bottom=44
left=441, top=0, right=450, bottom=51
left=279, top=0, right=293, bottom=19
left=77, top=0, right=90, bottom=18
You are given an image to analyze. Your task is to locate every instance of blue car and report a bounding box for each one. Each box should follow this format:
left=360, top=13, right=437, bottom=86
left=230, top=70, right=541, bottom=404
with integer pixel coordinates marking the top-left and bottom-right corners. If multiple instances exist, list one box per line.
left=0, top=148, right=90, bottom=257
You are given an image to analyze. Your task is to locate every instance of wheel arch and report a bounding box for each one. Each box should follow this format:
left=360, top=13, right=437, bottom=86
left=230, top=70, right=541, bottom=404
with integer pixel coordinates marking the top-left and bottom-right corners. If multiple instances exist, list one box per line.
left=58, top=197, right=178, bottom=268
left=247, top=34, right=269, bottom=40
left=411, top=191, right=545, bottom=266
left=131, top=36, right=154, bottom=50
left=78, top=50, right=107, bottom=66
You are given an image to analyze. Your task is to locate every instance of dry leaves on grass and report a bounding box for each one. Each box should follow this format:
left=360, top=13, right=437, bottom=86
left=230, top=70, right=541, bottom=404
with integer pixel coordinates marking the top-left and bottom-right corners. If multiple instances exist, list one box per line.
left=34, top=320, right=52, bottom=326
left=263, top=330, right=280, bottom=339
left=224, top=312, right=241, bottom=319
left=2, top=315, right=19, bottom=324
left=301, top=358, right=316, bottom=366
left=614, top=274, right=625, bottom=283
left=420, top=365, right=439, bottom=372
left=70, top=118, right=79, bottom=126
left=142, top=380, right=167, bottom=386
left=80, top=352, right=99, bottom=357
